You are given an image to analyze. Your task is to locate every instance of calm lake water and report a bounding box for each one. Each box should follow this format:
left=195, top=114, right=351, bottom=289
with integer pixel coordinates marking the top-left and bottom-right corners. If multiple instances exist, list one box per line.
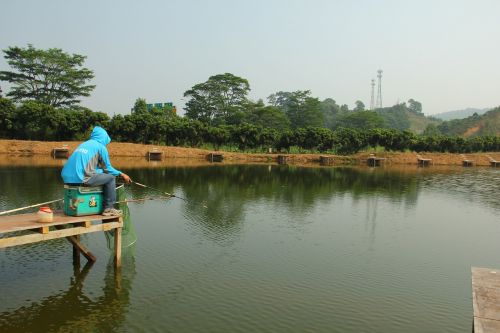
left=1, top=161, right=500, bottom=332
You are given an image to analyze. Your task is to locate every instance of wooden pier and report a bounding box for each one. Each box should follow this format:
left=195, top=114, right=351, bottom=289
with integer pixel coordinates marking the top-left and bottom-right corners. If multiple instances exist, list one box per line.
left=319, top=156, right=334, bottom=166
left=487, top=156, right=500, bottom=167
left=367, top=154, right=386, bottom=167
left=277, top=155, right=289, bottom=165
left=51, top=147, right=69, bottom=159
left=472, top=267, right=500, bottom=332
left=147, top=150, right=163, bottom=161
left=417, top=154, right=432, bottom=167
left=0, top=212, right=123, bottom=267
left=207, top=153, right=224, bottom=162
left=461, top=154, right=474, bottom=167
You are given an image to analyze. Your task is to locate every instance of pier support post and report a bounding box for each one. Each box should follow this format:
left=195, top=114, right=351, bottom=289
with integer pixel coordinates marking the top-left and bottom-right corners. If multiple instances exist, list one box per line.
left=73, top=235, right=81, bottom=266
left=114, top=218, right=122, bottom=268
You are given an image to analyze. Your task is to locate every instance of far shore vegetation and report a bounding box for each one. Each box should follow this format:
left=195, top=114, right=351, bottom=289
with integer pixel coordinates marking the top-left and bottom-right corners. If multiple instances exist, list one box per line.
left=0, top=45, right=499, bottom=155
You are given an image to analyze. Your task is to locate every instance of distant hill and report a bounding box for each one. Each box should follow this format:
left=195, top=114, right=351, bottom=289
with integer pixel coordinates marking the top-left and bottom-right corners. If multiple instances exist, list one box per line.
left=433, top=107, right=491, bottom=121
left=436, top=107, right=500, bottom=137
left=376, top=104, right=441, bottom=134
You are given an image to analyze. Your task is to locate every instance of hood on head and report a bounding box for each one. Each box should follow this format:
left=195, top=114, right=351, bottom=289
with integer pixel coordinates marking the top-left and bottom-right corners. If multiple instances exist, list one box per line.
left=90, top=126, right=111, bottom=145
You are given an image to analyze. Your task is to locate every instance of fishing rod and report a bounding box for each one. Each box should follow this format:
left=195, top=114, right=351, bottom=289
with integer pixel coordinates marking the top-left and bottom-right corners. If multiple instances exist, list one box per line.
left=131, top=181, right=208, bottom=208
left=0, top=198, right=63, bottom=216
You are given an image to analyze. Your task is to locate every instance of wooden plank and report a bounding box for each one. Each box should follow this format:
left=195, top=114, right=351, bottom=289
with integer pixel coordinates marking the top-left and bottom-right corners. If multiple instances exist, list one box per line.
left=0, top=221, right=121, bottom=249
left=474, top=317, right=500, bottom=333
left=0, top=212, right=120, bottom=234
left=472, top=267, right=500, bottom=333
left=75, top=221, right=92, bottom=228
left=38, top=226, right=49, bottom=234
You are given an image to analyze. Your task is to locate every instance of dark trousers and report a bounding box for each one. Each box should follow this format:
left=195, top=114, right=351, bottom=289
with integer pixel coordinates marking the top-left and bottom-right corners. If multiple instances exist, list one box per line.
left=84, top=173, right=116, bottom=209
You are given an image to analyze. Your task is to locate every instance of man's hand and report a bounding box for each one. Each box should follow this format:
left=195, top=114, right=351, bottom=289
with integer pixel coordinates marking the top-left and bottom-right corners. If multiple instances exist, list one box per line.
left=120, top=173, right=132, bottom=183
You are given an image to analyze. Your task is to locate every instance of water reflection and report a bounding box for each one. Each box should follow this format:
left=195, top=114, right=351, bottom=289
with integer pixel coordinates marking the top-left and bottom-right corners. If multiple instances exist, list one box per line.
left=2, top=164, right=499, bottom=221
left=2, top=161, right=500, bottom=332
left=0, top=254, right=135, bottom=333
left=128, top=165, right=422, bottom=221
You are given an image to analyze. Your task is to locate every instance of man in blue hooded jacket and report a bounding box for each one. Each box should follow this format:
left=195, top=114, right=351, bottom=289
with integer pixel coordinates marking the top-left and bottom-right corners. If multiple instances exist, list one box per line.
left=61, top=126, right=131, bottom=216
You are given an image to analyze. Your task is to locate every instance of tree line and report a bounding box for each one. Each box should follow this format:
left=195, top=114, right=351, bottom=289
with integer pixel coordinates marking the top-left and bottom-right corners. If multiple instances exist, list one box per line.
left=1, top=97, right=499, bottom=154
left=0, top=45, right=499, bottom=155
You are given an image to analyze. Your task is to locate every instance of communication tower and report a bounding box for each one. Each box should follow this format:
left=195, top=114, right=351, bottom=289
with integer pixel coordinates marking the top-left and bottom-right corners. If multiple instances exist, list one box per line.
left=370, top=79, right=375, bottom=110
left=376, top=69, right=383, bottom=109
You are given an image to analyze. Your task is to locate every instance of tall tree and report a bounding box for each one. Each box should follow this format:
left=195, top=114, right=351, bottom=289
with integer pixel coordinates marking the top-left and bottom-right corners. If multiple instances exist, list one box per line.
left=407, top=99, right=422, bottom=114
left=354, top=100, right=365, bottom=111
left=268, top=90, right=323, bottom=128
left=0, top=45, right=95, bottom=107
left=320, top=98, right=340, bottom=129
left=184, top=73, right=250, bottom=125
left=246, top=104, right=291, bottom=131
left=132, top=98, right=147, bottom=114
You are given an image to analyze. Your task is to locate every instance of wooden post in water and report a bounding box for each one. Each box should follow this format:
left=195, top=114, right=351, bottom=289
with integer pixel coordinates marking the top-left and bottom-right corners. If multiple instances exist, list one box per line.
left=207, top=153, right=224, bottom=162
left=367, top=154, right=386, bottom=167
left=147, top=149, right=163, bottom=161
left=52, top=147, right=69, bottom=159
left=487, top=156, right=500, bottom=167
left=73, top=234, right=81, bottom=266
left=320, top=156, right=334, bottom=166
left=417, top=154, right=432, bottom=167
left=114, top=222, right=122, bottom=268
left=461, top=154, right=474, bottom=167
left=277, top=155, right=289, bottom=165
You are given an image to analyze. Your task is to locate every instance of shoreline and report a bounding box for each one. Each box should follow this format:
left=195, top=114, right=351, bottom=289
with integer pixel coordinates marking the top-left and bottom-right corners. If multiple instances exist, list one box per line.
left=0, top=139, right=499, bottom=167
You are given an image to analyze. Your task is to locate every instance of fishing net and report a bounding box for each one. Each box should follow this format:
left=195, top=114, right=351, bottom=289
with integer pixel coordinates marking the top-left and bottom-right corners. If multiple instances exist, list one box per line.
left=105, top=185, right=137, bottom=249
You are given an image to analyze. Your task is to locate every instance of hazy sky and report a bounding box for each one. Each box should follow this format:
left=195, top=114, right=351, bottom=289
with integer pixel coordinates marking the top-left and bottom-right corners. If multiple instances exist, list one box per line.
left=1, top=0, right=499, bottom=116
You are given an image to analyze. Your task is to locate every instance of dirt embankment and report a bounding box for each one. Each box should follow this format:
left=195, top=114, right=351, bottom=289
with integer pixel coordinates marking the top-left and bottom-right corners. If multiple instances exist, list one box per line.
left=0, top=139, right=499, bottom=167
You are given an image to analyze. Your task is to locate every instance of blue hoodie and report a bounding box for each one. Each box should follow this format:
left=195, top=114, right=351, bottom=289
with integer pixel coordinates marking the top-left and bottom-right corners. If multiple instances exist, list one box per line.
left=61, top=126, right=122, bottom=184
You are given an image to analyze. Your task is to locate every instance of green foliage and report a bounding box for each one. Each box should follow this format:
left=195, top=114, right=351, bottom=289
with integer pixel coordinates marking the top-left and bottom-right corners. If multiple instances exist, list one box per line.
left=268, top=90, right=324, bottom=128
left=436, top=107, right=500, bottom=137
left=0, top=99, right=108, bottom=141
left=132, top=98, right=147, bottom=114
left=422, top=124, right=441, bottom=136
left=407, top=99, right=422, bottom=114
left=0, top=45, right=95, bottom=107
left=332, top=128, right=367, bottom=155
left=334, top=111, right=385, bottom=130
left=184, top=73, right=250, bottom=125
left=319, top=98, right=340, bottom=129
left=0, top=98, right=15, bottom=138
left=204, top=125, right=230, bottom=150
left=375, top=104, right=411, bottom=130
left=244, top=104, right=290, bottom=131
left=354, top=100, right=365, bottom=111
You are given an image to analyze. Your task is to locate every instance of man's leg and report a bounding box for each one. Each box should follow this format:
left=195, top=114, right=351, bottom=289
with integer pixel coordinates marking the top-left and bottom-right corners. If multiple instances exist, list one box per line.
left=84, top=173, right=116, bottom=209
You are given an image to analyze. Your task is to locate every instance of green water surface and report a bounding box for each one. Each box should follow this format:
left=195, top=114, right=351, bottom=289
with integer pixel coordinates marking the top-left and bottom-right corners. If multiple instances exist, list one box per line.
left=1, top=163, right=499, bottom=332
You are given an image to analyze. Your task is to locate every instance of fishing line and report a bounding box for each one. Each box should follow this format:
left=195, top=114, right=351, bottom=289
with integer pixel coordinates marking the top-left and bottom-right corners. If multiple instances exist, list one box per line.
left=131, top=181, right=208, bottom=208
